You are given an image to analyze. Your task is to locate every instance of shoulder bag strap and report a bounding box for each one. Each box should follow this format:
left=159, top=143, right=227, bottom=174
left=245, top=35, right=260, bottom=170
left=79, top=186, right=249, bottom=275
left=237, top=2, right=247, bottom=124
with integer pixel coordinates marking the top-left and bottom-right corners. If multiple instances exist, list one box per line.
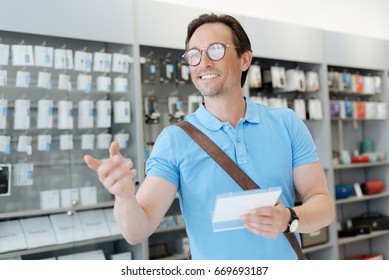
left=176, top=120, right=305, bottom=260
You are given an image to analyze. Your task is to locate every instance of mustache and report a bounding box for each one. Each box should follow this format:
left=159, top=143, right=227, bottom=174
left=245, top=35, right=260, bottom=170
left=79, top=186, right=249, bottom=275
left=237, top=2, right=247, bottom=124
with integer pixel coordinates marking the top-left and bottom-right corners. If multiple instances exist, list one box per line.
left=197, top=68, right=221, bottom=77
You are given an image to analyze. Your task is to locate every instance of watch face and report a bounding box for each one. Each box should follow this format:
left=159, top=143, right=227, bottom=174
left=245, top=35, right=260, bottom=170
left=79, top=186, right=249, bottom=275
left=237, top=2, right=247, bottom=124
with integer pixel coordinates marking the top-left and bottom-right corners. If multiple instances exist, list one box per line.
left=290, top=219, right=299, bottom=232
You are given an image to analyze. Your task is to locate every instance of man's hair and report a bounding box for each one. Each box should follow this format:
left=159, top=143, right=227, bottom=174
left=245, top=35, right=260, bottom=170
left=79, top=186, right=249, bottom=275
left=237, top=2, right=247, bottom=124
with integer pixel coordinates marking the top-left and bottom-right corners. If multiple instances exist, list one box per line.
left=185, top=13, right=252, bottom=88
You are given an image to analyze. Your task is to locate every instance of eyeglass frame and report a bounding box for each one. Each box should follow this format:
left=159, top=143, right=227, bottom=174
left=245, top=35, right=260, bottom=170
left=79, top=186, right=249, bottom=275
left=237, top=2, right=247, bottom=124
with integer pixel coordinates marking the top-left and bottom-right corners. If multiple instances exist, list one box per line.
left=181, top=42, right=238, bottom=66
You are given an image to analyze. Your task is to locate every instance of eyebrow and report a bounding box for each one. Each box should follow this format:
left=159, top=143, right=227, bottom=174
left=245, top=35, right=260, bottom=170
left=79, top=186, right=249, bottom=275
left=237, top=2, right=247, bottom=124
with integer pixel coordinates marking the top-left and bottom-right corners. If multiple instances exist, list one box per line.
left=187, top=42, right=226, bottom=50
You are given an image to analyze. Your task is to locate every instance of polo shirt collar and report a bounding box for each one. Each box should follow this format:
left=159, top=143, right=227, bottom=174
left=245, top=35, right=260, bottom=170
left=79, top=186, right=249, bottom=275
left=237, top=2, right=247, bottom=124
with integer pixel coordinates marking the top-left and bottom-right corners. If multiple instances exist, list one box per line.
left=195, top=97, right=260, bottom=131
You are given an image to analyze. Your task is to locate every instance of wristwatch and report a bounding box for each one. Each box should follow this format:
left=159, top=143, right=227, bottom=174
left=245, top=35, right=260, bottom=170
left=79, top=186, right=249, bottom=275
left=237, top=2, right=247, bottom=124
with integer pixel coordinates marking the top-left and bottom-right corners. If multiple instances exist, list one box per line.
left=285, top=207, right=299, bottom=233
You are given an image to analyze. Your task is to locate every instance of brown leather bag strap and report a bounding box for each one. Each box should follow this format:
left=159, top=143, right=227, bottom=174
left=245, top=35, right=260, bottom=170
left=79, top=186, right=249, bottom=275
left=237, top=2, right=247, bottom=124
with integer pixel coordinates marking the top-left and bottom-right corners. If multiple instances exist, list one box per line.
left=176, top=120, right=305, bottom=260
left=284, top=232, right=306, bottom=260
left=177, top=120, right=259, bottom=190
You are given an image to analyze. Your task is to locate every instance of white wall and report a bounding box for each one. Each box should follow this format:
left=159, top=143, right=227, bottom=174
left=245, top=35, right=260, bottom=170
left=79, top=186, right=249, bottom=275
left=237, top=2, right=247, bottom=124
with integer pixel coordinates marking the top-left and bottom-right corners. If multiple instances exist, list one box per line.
left=153, top=0, right=389, bottom=41
left=136, top=0, right=208, bottom=49
left=244, top=16, right=325, bottom=63
left=0, top=0, right=134, bottom=43
left=324, top=31, right=387, bottom=70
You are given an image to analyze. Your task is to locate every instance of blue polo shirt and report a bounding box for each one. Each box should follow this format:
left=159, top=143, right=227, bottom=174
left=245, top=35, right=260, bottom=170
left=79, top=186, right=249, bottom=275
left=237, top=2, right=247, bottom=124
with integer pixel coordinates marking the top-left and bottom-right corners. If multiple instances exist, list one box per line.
left=145, top=97, right=319, bottom=259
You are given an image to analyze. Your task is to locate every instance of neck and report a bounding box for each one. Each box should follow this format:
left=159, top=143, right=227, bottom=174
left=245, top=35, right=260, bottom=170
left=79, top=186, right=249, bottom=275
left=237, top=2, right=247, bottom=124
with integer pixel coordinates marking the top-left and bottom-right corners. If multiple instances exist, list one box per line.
left=203, top=94, right=246, bottom=128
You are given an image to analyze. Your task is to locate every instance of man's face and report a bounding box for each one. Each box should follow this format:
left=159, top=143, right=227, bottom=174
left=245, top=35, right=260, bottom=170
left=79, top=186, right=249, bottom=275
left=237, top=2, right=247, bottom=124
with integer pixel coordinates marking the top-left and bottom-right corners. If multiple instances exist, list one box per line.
left=187, top=23, right=244, bottom=98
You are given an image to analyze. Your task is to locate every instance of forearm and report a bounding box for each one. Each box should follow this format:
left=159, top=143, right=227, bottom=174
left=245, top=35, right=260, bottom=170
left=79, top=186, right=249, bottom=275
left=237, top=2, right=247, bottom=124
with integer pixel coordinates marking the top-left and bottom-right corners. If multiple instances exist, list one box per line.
left=294, top=193, right=335, bottom=233
left=113, top=195, right=154, bottom=244
left=292, top=162, right=335, bottom=233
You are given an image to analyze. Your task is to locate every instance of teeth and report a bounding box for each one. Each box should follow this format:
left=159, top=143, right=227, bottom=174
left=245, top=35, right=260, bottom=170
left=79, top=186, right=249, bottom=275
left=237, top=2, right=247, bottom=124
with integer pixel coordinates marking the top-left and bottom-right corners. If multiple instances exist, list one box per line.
left=201, top=74, right=218, bottom=80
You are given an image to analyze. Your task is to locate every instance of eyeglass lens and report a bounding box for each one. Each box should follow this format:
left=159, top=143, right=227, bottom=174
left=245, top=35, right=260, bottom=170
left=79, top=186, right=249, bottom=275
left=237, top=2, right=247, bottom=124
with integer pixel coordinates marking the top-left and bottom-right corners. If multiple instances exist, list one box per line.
left=184, top=43, right=226, bottom=66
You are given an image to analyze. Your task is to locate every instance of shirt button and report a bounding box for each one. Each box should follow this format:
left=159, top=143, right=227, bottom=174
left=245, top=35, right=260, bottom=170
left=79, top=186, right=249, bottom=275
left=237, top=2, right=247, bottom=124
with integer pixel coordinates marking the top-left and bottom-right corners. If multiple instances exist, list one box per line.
left=236, top=138, right=240, bottom=143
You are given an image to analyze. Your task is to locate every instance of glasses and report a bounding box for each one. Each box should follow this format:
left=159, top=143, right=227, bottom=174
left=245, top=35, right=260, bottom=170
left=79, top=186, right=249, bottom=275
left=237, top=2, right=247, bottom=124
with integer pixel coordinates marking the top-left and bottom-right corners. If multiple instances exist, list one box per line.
left=182, top=43, right=237, bottom=66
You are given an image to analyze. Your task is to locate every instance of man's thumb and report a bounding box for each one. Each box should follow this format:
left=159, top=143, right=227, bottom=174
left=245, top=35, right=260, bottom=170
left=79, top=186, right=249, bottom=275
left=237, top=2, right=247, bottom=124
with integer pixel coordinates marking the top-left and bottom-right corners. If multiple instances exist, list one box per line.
left=109, top=141, right=121, bottom=158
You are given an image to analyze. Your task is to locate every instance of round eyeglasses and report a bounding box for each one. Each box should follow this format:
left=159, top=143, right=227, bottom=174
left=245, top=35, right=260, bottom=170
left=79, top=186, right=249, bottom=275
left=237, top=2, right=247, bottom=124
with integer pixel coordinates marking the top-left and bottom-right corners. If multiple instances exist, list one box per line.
left=182, top=43, right=237, bottom=66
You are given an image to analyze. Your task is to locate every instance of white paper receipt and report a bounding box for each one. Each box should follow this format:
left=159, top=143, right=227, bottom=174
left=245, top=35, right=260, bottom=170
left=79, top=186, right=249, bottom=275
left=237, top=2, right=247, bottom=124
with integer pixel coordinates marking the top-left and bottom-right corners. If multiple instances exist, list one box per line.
left=211, top=187, right=282, bottom=232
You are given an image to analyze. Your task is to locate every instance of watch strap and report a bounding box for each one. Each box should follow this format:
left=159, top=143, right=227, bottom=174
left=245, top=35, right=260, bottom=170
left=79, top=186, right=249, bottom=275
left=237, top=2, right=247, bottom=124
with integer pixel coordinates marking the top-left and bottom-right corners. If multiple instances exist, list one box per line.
left=285, top=207, right=299, bottom=233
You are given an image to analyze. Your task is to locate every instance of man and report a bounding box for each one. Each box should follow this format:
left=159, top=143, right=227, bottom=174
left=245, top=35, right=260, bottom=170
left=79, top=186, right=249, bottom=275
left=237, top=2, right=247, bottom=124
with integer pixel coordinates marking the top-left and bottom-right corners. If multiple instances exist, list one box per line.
left=84, top=13, right=335, bottom=259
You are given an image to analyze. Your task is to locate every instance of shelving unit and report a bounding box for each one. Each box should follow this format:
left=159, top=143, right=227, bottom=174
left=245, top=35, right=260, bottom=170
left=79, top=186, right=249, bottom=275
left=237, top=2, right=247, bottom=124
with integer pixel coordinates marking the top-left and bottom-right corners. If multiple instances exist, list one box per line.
left=325, top=30, right=389, bottom=260
left=139, top=45, right=195, bottom=260
left=0, top=30, right=141, bottom=260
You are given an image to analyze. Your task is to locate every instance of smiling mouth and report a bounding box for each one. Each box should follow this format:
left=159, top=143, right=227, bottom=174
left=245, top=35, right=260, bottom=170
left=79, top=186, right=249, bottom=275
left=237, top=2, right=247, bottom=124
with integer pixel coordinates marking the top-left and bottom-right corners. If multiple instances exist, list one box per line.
left=200, top=74, right=219, bottom=80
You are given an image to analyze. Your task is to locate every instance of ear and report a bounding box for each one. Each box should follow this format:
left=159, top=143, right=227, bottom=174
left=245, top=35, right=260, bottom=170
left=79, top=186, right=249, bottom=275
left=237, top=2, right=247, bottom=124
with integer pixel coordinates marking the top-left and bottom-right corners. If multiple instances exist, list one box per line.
left=241, top=50, right=253, bottom=72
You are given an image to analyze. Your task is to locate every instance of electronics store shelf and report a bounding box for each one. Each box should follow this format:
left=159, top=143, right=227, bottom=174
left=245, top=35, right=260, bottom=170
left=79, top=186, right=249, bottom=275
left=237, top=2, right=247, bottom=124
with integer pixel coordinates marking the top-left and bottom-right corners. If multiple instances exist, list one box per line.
left=0, top=201, right=115, bottom=220
left=333, top=161, right=389, bottom=170
left=337, top=229, right=389, bottom=246
left=335, top=192, right=389, bottom=205
left=0, top=234, right=123, bottom=260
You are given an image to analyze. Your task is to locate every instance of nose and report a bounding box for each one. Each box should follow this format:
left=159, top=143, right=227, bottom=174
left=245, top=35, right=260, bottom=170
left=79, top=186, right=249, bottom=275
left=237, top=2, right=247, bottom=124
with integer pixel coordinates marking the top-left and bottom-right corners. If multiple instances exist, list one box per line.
left=199, top=49, right=213, bottom=67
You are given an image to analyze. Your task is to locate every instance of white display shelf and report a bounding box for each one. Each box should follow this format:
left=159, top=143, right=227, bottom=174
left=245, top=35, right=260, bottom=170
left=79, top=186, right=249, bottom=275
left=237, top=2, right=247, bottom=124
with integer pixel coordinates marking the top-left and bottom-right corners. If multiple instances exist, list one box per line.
left=337, top=230, right=389, bottom=246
